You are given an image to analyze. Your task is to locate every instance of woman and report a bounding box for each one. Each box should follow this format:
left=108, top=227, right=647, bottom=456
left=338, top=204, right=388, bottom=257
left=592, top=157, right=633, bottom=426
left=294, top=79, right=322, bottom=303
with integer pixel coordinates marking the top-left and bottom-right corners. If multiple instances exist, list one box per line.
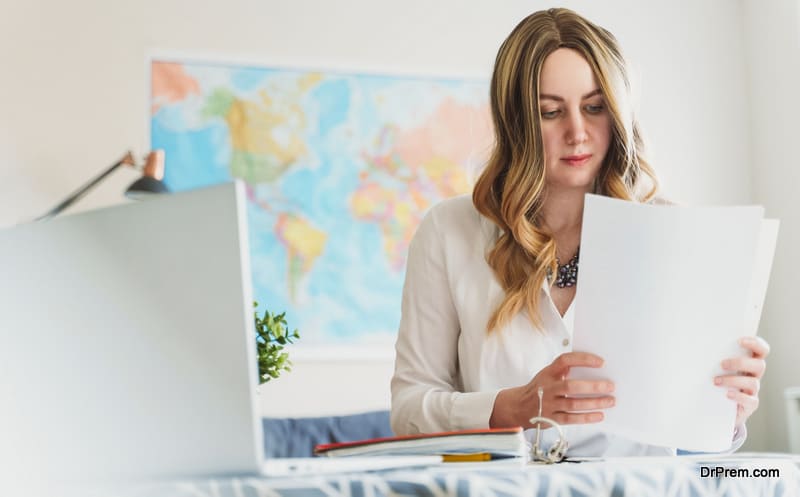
left=390, top=8, right=769, bottom=456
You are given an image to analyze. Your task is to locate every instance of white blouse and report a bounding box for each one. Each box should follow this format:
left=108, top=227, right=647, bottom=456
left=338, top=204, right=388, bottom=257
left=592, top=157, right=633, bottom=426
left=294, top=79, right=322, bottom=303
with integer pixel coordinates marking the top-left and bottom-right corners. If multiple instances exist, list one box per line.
left=390, top=194, right=744, bottom=457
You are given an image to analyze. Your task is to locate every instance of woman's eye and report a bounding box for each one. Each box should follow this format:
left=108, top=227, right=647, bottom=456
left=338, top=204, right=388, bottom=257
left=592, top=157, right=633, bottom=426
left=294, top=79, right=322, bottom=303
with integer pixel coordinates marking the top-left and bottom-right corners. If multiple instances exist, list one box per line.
left=541, top=109, right=560, bottom=119
left=585, top=104, right=605, bottom=114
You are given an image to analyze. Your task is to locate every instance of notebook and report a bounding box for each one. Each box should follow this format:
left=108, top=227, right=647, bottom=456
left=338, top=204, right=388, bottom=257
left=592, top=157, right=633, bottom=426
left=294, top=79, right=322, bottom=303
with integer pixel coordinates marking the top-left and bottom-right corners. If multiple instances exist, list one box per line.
left=315, top=427, right=528, bottom=460
left=0, top=181, right=438, bottom=490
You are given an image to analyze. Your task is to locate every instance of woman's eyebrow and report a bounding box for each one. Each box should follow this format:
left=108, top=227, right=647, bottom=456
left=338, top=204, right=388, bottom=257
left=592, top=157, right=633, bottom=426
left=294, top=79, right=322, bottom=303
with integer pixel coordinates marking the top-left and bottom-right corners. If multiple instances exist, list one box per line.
left=539, top=89, right=602, bottom=101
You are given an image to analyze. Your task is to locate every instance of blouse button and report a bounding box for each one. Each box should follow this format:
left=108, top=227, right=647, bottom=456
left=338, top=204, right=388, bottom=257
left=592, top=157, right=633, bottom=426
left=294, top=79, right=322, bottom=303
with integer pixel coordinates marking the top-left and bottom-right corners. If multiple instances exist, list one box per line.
left=562, top=338, right=570, bottom=347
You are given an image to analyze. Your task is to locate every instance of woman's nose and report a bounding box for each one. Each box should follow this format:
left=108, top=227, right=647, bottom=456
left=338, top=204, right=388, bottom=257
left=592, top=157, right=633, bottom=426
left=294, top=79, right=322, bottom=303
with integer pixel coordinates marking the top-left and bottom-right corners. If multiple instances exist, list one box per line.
left=565, top=114, right=588, bottom=145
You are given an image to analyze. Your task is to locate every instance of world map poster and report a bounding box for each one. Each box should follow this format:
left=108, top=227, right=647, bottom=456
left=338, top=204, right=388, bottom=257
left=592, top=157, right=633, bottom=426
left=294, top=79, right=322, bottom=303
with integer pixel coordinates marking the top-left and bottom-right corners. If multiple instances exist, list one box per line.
left=150, top=58, right=492, bottom=355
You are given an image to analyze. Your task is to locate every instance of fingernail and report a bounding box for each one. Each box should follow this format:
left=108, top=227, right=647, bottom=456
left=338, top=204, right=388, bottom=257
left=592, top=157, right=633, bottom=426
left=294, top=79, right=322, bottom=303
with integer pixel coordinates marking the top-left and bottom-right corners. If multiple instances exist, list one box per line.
left=714, top=377, right=722, bottom=385
left=727, top=389, right=737, bottom=398
left=605, top=382, right=615, bottom=392
left=721, top=360, right=731, bottom=369
left=739, top=337, right=753, bottom=346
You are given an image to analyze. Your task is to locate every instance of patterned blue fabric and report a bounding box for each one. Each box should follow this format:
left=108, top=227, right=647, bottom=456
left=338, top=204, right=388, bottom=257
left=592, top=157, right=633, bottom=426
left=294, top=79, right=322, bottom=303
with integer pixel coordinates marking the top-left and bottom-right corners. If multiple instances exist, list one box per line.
left=261, top=411, right=393, bottom=457
left=114, top=455, right=800, bottom=497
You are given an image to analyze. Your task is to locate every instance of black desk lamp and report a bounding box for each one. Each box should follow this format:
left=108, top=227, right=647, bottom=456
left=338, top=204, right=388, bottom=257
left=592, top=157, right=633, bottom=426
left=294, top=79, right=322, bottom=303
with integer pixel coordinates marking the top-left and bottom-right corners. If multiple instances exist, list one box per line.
left=35, top=150, right=169, bottom=222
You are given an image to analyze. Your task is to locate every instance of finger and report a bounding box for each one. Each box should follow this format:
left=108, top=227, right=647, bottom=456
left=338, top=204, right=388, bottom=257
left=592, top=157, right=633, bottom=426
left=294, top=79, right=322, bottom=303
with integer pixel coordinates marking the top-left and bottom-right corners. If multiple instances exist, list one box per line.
left=727, top=388, right=759, bottom=418
left=550, top=411, right=605, bottom=425
left=550, top=352, right=604, bottom=374
left=721, top=357, right=766, bottom=378
left=714, top=375, right=760, bottom=395
left=553, top=395, right=615, bottom=413
left=739, top=336, right=770, bottom=359
left=559, top=379, right=615, bottom=396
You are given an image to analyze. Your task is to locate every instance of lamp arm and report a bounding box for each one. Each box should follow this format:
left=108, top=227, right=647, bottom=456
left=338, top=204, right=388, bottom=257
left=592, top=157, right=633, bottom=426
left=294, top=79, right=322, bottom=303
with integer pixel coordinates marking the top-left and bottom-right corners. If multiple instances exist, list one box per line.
left=35, top=152, right=136, bottom=222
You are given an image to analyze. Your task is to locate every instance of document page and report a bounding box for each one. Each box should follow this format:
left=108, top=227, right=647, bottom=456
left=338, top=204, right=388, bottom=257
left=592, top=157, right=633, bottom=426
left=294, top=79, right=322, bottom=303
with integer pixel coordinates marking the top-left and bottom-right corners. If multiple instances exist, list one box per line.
left=570, top=195, right=777, bottom=452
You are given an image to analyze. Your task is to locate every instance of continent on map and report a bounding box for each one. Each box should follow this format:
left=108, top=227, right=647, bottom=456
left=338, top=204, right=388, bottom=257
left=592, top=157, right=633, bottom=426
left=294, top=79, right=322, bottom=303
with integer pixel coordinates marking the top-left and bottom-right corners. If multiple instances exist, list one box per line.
left=352, top=97, right=492, bottom=271
left=350, top=180, right=421, bottom=272
left=274, top=213, right=327, bottom=301
left=151, top=62, right=201, bottom=114
left=201, top=73, right=323, bottom=184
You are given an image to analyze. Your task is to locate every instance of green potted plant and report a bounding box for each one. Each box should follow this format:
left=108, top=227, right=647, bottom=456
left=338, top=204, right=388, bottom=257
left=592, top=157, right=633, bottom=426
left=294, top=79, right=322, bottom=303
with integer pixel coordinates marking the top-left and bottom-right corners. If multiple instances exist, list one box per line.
left=253, top=302, right=300, bottom=383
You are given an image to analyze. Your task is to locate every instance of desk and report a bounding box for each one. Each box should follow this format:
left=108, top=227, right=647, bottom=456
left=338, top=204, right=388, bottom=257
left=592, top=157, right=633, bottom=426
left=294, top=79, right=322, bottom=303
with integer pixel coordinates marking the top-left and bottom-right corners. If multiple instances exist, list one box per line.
left=109, top=454, right=800, bottom=497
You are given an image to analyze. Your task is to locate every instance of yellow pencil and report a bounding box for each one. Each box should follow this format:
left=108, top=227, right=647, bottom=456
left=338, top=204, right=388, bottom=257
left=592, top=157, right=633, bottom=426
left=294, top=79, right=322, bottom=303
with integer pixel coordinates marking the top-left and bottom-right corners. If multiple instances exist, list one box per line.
left=442, top=453, right=493, bottom=462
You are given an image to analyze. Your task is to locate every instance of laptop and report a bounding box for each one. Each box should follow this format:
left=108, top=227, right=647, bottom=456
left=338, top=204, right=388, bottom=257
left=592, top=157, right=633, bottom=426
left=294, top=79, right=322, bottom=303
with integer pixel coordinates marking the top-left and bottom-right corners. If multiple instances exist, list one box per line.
left=0, top=181, right=437, bottom=488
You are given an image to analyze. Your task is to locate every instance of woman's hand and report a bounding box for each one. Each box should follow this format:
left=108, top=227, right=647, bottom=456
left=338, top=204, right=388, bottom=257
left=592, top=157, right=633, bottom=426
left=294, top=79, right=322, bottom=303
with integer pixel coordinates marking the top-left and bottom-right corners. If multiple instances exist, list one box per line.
left=490, top=352, right=615, bottom=429
left=715, top=336, right=770, bottom=427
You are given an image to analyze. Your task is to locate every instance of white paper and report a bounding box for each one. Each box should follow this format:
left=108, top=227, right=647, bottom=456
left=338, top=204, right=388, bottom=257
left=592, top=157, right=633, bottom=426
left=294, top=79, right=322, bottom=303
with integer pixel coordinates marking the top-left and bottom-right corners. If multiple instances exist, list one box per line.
left=743, top=219, right=779, bottom=336
left=569, top=195, right=778, bottom=452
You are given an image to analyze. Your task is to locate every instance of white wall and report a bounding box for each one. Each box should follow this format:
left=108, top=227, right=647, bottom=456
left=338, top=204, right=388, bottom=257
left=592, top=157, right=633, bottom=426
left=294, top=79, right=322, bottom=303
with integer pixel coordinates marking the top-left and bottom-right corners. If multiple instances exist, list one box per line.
left=740, top=0, right=800, bottom=452
left=4, top=0, right=791, bottom=448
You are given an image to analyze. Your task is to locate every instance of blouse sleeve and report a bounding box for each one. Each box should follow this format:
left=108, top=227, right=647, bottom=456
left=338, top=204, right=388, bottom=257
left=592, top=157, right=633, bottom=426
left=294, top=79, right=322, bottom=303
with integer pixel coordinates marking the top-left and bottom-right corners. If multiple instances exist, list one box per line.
left=389, top=208, right=499, bottom=435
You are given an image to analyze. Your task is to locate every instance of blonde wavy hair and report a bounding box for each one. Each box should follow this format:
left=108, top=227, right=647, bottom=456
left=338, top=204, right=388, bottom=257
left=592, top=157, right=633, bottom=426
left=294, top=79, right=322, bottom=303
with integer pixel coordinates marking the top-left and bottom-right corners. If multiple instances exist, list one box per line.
left=472, top=8, right=659, bottom=333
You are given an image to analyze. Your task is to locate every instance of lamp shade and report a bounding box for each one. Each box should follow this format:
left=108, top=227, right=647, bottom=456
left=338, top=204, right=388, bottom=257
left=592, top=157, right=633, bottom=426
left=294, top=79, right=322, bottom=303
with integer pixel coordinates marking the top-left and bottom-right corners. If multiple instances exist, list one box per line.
left=126, top=149, right=169, bottom=199
left=125, top=176, right=169, bottom=199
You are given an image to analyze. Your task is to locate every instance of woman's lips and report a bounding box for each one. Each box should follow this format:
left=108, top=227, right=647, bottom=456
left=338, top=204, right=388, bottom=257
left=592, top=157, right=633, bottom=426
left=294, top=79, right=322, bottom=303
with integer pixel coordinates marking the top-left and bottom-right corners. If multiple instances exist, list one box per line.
left=562, top=154, right=592, bottom=166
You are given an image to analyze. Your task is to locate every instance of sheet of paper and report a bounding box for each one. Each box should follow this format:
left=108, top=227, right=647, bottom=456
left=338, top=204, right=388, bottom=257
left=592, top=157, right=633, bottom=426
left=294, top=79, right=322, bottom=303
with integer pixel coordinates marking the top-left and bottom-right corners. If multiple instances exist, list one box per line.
left=743, top=219, right=779, bottom=336
left=715, top=218, right=779, bottom=386
left=570, top=195, right=777, bottom=452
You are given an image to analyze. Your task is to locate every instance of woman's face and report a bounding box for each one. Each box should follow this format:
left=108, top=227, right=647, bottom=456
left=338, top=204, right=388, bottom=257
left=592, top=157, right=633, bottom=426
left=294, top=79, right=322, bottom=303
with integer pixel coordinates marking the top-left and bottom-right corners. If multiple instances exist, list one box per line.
left=538, top=48, right=612, bottom=192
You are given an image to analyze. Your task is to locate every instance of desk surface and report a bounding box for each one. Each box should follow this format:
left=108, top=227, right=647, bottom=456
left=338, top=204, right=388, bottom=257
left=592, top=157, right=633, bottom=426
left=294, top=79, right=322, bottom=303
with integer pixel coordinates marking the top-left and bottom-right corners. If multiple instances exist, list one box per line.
left=86, top=454, right=800, bottom=497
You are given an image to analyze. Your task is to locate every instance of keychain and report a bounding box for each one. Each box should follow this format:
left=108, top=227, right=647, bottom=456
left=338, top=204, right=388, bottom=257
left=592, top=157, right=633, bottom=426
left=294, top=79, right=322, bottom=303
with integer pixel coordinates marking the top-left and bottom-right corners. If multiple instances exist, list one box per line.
left=528, top=387, right=569, bottom=463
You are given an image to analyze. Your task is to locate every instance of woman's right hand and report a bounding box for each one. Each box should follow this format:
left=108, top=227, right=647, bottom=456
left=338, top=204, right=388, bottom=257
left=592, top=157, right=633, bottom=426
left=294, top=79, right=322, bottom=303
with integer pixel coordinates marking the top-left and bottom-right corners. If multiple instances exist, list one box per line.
left=490, top=352, right=615, bottom=429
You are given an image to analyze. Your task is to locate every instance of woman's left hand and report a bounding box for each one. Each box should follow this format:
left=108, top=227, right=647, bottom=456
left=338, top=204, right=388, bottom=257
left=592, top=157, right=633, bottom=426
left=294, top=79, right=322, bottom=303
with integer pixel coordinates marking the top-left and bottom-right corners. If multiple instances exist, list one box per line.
left=715, top=336, right=770, bottom=426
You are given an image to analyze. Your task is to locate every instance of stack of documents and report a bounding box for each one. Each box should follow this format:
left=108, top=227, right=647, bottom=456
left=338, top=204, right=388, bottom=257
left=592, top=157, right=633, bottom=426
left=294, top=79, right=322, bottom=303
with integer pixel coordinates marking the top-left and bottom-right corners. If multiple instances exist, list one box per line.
left=570, top=195, right=778, bottom=452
